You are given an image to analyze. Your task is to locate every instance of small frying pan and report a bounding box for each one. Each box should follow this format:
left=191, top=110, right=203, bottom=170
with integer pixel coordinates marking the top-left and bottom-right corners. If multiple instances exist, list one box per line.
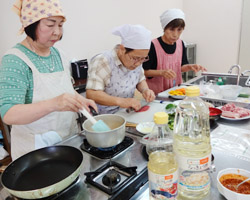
left=1, top=145, right=83, bottom=199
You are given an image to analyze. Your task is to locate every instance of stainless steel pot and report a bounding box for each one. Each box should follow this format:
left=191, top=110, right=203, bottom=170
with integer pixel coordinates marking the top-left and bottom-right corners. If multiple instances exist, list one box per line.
left=82, top=114, right=126, bottom=148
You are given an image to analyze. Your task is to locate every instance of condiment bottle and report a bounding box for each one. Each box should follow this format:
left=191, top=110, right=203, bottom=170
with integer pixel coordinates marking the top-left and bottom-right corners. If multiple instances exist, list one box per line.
left=147, top=112, right=178, bottom=200
left=173, top=86, right=211, bottom=199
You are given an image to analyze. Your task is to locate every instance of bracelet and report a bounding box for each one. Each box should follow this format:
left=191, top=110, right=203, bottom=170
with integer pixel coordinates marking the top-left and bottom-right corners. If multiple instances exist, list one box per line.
left=141, top=88, right=149, bottom=94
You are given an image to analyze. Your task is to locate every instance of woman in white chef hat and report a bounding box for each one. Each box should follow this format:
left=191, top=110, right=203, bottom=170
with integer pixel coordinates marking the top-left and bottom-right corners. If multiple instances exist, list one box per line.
left=86, top=24, right=155, bottom=114
left=0, top=0, right=97, bottom=160
left=143, top=9, right=206, bottom=95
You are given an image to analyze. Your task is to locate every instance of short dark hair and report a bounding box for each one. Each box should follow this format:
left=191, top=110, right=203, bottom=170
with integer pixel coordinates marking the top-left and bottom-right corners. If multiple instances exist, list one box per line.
left=24, top=21, right=40, bottom=41
left=164, top=19, right=185, bottom=31
left=124, top=47, right=134, bottom=54
left=24, top=20, right=63, bottom=41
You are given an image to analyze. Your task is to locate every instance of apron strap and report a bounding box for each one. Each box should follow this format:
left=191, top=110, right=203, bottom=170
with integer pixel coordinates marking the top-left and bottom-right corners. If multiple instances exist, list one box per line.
left=4, top=48, right=39, bottom=73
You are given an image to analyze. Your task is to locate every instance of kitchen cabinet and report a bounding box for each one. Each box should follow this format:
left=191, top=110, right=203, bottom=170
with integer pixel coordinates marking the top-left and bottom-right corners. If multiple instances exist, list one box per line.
left=0, top=117, right=11, bottom=165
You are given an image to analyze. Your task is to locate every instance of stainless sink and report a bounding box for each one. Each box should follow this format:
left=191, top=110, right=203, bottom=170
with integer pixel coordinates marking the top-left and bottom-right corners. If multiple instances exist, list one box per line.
left=184, top=72, right=249, bottom=87
left=182, top=72, right=250, bottom=108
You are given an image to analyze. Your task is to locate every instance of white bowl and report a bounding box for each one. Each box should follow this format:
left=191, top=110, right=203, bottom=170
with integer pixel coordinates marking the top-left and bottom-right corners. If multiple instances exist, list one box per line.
left=220, top=85, right=242, bottom=100
left=136, top=122, right=155, bottom=134
left=217, top=168, right=250, bottom=200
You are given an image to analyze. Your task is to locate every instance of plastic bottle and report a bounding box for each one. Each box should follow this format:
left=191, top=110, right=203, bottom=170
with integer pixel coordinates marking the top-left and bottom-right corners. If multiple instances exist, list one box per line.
left=147, top=112, right=178, bottom=200
left=216, top=77, right=224, bottom=85
left=173, top=86, right=211, bottom=199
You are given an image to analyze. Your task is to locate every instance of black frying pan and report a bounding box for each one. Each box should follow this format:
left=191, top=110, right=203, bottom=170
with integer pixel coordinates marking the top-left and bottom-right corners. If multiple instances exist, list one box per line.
left=1, top=145, right=83, bottom=199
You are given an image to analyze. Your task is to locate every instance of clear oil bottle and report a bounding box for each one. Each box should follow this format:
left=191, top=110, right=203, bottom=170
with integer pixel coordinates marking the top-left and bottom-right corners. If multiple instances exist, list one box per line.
left=173, top=86, right=211, bottom=199
left=147, top=112, right=178, bottom=200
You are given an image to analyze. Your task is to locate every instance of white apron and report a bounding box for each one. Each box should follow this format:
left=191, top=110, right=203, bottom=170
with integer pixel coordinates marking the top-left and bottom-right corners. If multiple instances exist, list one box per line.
left=5, top=48, right=78, bottom=160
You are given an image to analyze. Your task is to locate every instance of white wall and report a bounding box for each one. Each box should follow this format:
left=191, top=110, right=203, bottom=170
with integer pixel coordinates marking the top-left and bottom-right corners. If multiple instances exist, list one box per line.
left=239, top=0, right=250, bottom=71
left=0, top=0, right=183, bottom=60
left=0, top=0, right=244, bottom=74
left=183, top=0, right=243, bottom=73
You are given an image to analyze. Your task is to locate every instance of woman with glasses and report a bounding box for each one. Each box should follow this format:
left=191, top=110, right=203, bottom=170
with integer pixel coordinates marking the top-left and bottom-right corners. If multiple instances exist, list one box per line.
left=86, top=24, right=155, bottom=114
left=143, top=9, right=206, bottom=95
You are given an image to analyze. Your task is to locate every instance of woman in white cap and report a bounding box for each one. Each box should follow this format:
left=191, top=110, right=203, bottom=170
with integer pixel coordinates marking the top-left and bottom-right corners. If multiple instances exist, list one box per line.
left=86, top=24, right=155, bottom=114
left=0, top=0, right=97, bottom=160
left=143, top=9, right=206, bottom=95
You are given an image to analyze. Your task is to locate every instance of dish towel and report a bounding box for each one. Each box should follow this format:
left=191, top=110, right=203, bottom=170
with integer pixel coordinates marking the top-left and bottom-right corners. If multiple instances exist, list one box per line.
left=35, top=131, right=62, bottom=149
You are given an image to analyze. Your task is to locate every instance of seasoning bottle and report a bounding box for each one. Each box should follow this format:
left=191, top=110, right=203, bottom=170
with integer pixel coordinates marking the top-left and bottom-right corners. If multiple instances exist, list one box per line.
left=216, top=77, right=224, bottom=85
left=173, top=86, right=211, bottom=199
left=147, top=112, right=178, bottom=200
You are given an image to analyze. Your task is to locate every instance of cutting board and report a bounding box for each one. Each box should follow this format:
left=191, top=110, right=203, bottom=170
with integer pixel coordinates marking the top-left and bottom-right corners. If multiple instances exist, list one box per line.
left=115, top=100, right=172, bottom=124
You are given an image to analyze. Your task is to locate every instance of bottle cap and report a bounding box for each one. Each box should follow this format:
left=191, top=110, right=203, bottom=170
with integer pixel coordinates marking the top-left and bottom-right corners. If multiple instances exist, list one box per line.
left=153, top=112, right=168, bottom=124
left=185, top=86, right=200, bottom=97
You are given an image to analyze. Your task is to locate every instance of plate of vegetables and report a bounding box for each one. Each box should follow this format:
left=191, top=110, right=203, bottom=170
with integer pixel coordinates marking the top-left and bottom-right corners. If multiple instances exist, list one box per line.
left=168, top=87, right=186, bottom=100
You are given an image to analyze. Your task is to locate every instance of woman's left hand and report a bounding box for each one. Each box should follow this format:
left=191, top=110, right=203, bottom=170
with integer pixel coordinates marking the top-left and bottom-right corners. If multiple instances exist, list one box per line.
left=142, top=89, right=155, bottom=102
left=189, top=64, right=207, bottom=73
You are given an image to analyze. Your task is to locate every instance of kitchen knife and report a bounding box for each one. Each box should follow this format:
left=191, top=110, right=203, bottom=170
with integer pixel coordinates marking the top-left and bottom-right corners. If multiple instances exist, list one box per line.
left=126, top=100, right=149, bottom=113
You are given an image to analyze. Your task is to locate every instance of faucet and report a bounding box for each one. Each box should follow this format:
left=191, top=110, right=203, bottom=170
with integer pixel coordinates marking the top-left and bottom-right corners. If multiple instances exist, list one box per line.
left=228, top=64, right=241, bottom=85
left=241, top=70, right=250, bottom=76
left=241, top=70, right=250, bottom=86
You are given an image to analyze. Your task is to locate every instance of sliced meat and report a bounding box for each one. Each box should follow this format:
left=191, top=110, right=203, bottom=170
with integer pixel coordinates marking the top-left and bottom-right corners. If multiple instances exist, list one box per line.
left=222, top=111, right=240, bottom=119
left=221, top=103, right=236, bottom=112
left=221, top=103, right=250, bottom=118
left=136, top=105, right=150, bottom=112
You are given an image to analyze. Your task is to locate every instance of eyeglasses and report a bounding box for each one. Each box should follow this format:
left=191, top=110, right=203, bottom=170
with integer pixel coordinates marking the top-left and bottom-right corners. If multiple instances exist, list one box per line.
left=127, top=54, right=149, bottom=63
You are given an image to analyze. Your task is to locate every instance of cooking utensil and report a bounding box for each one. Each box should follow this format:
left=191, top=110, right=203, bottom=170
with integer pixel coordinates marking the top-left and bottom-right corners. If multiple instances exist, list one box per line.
left=125, top=122, right=138, bottom=128
left=80, top=108, right=111, bottom=132
left=126, top=100, right=149, bottom=113
left=236, top=177, right=250, bottom=191
left=82, top=114, right=126, bottom=148
left=1, top=146, right=83, bottom=199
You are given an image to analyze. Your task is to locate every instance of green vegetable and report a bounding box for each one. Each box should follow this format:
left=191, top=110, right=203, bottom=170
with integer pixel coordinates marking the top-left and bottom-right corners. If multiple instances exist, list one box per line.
left=238, top=94, right=250, bottom=98
left=168, top=113, right=176, bottom=130
left=165, top=103, right=177, bottom=110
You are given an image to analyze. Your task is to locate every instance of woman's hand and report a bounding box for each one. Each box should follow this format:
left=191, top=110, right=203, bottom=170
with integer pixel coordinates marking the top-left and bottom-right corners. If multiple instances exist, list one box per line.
left=142, top=89, right=155, bottom=102
left=161, top=69, right=176, bottom=79
left=52, top=92, right=97, bottom=113
left=118, top=98, right=141, bottom=111
left=189, top=64, right=207, bottom=73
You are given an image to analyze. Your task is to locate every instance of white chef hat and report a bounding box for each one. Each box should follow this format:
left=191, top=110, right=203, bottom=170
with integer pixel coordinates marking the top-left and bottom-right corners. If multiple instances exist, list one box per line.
left=160, top=9, right=185, bottom=30
left=112, top=24, right=152, bottom=50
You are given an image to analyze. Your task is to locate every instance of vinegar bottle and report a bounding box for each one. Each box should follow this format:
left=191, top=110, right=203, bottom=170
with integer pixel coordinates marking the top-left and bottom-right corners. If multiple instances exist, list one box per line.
left=147, top=112, right=178, bottom=200
left=173, top=86, right=211, bottom=199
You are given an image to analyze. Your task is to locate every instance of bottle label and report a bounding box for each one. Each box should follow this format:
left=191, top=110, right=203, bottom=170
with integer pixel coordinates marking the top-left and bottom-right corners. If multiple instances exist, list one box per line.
left=176, top=154, right=211, bottom=191
left=148, top=169, right=178, bottom=199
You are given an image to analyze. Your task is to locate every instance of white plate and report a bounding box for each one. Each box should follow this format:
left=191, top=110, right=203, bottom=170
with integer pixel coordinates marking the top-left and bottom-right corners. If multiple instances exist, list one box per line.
left=169, top=95, right=186, bottom=100
left=136, top=122, right=155, bottom=134
left=218, top=106, right=250, bottom=121
left=221, top=115, right=250, bottom=121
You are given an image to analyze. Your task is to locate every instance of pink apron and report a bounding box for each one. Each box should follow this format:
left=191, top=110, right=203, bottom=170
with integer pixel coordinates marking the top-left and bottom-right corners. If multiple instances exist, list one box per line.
left=146, top=38, right=183, bottom=95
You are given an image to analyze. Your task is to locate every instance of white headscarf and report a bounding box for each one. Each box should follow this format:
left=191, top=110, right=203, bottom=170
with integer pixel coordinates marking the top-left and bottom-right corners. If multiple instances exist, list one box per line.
left=160, top=9, right=185, bottom=30
left=112, top=24, right=152, bottom=50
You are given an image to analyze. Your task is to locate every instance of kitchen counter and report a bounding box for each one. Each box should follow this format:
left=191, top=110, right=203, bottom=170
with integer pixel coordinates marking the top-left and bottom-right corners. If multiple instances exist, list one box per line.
left=1, top=97, right=250, bottom=200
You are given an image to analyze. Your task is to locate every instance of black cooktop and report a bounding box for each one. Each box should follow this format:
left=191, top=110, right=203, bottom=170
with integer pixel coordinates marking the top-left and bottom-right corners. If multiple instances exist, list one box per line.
left=80, top=136, right=134, bottom=159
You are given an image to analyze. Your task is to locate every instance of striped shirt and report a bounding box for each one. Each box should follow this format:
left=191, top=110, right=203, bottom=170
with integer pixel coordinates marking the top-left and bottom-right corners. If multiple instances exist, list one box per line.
left=0, top=43, right=63, bottom=119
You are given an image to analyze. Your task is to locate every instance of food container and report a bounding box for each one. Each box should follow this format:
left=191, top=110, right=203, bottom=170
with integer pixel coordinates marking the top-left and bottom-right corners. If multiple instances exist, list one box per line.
left=220, top=85, right=242, bottom=100
left=82, top=114, right=126, bottom=148
left=209, top=107, right=222, bottom=120
left=217, top=168, right=250, bottom=200
left=136, top=122, right=155, bottom=134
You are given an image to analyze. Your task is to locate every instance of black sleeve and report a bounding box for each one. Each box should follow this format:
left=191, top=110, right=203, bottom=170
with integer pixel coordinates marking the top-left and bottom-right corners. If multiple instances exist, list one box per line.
left=182, top=41, right=189, bottom=66
left=142, top=42, right=157, bottom=70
